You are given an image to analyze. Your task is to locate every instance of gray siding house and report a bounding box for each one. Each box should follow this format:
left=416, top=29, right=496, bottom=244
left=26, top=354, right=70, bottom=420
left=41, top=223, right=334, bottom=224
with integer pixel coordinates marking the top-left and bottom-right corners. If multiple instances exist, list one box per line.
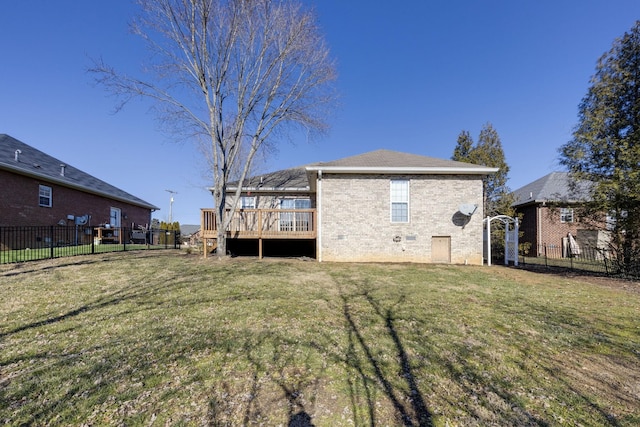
left=202, top=149, right=497, bottom=264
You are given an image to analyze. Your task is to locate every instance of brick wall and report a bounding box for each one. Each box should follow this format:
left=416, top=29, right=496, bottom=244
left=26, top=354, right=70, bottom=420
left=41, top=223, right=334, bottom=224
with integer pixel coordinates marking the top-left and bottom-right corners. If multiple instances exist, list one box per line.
left=0, top=169, right=152, bottom=228
left=537, top=205, right=583, bottom=253
left=516, top=203, right=612, bottom=256
left=318, top=174, right=485, bottom=264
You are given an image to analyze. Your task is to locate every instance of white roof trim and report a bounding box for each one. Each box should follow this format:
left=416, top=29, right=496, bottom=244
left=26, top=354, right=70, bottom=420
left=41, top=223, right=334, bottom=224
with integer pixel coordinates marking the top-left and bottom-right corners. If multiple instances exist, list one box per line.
left=212, top=186, right=311, bottom=193
left=305, top=166, right=498, bottom=175
left=226, top=186, right=311, bottom=192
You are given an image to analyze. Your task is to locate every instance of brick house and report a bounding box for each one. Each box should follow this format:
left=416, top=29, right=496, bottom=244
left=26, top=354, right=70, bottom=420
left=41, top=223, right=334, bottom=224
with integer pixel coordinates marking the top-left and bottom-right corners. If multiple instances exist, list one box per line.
left=201, top=149, right=497, bottom=264
left=0, top=134, right=158, bottom=241
left=512, top=172, right=605, bottom=256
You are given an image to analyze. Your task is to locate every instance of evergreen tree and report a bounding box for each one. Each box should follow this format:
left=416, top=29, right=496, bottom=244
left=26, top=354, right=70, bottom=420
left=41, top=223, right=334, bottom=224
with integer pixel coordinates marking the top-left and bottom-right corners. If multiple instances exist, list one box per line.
left=559, top=21, right=640, bottom=273
left=452, top=130, right=473, bottom=161
left=452, top=123, right=513, bottom=218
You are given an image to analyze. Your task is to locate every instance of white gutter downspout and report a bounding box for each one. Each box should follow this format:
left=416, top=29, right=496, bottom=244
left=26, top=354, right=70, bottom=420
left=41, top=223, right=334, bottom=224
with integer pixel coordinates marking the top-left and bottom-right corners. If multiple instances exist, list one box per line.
left=317, top=170, right=322, bottom=262
left=537, top=205, right=542, bottom=256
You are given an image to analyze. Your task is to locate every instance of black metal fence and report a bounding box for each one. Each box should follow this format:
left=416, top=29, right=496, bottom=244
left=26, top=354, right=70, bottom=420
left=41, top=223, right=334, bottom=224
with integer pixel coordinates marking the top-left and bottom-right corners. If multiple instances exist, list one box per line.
left=519, top=243, right=640, bottom=279
left=0, top=225, right=180, bottom=264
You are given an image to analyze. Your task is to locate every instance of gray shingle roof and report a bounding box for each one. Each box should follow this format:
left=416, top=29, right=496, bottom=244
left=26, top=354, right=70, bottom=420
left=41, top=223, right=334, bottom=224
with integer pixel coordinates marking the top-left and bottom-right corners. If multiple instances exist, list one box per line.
left=512, top=172, right=592, bottom=207
left=0, top=134, right=159, bottom=210
left=225, top=149, right=497, bottom=193
left=239, top=167, right=312, bottom=190
left=312, top=149, right=494, bottom=170
left=180, top=224, right=200, bottom=236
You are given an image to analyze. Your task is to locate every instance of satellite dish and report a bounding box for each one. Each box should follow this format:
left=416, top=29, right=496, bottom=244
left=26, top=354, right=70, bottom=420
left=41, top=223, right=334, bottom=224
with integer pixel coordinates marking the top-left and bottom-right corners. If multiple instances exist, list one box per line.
left=458, top=204, right=478, bottom=217
left=75, top=215, right=89, bottom=225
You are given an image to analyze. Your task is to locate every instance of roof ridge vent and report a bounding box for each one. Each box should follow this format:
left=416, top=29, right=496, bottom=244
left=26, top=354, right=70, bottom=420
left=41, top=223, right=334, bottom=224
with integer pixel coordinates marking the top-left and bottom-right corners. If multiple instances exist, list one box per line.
left=14, top=149, right=21, bottom=162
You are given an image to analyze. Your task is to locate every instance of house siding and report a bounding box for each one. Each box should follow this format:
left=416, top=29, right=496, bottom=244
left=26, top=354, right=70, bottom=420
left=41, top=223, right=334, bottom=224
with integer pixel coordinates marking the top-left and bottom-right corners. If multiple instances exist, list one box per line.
left=0, top=169, right=152, bottom=228
left=228, top=192, right=315, bottom=210
left=318, top=174, right=484, bottom=264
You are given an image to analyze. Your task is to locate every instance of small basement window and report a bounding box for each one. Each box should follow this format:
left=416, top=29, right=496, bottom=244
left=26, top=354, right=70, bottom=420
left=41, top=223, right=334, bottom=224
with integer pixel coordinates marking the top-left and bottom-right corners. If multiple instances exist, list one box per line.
left=39, top=185, right=52, bottom=207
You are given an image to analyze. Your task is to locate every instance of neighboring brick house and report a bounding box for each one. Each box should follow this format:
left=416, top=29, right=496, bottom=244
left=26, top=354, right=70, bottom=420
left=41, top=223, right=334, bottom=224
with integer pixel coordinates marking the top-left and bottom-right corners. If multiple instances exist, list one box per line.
left=180, top=224, right=201, bottom=246
left=512, top=172, right=605, bottom=256
left=202, top=149, right=497, bottom=264
left=0, top=134, right=159, bottom=236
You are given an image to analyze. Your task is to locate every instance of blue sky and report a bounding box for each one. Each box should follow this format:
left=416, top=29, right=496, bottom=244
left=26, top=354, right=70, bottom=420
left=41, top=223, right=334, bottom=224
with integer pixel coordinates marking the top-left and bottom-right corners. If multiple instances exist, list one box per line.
left=2, top=1, right=639, bottom=225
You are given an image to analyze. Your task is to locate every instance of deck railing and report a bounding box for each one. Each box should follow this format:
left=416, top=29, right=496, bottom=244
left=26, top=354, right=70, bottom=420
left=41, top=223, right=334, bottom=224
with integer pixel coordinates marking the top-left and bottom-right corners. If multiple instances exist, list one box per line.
left=201, top=208, right=316, bottom=239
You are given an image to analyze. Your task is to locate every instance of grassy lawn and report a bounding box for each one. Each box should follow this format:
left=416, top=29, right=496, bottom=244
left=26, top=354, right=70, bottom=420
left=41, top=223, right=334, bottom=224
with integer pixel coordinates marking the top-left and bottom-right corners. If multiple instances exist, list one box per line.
left=1, top=252, right=638, bottom=426
left=0, top=244, right=171, bottom=263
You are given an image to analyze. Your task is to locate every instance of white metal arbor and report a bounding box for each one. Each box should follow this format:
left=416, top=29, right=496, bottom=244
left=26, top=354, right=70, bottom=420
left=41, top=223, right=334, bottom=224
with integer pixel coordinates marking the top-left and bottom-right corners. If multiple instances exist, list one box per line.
left=484, top=215, right=519, bottom=266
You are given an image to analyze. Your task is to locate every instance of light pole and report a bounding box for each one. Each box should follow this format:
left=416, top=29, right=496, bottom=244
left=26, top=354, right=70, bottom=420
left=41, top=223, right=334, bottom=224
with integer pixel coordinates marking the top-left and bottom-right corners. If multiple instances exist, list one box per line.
left=165, top=190, right=177, bottom=223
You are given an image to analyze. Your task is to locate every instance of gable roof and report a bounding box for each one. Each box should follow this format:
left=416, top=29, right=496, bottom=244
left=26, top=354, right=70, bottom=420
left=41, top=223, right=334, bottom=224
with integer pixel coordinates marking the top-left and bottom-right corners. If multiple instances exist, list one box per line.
left=306, top=149, right=498, bottom=174
left=0, top=134, right=159, bottom=210
left=224, top=149, right=497, bottom=194
left=180, top=224, right=200, bottom=236
left=512, top=172, right=592, bottom=207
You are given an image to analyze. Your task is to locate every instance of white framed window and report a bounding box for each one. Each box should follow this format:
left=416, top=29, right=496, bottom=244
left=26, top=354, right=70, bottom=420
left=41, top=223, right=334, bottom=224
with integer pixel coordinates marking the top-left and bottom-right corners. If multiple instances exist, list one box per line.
left=39, top=185, right=52, bottom=207
left=390, top=179, right=409, bottom=223
left=240, top=196, right=256, bottom=209
left=280, top=198, right=311, bottom=210
left=110, top=207, right=121, bottom=228
left=560, top=208, right=574, bottom=223
left=280, top=198, right=311, bottom=232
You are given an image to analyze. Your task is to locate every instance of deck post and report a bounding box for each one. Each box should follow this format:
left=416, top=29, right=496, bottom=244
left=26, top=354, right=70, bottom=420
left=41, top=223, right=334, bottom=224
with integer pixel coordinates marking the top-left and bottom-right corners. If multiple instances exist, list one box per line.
left=258, top=209, right=263, bottom=259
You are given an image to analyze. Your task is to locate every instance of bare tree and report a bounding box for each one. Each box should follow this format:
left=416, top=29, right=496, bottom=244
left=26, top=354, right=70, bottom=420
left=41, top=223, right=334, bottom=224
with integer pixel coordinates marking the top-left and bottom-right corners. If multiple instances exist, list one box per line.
left=91, top=0, right=337, bottom=258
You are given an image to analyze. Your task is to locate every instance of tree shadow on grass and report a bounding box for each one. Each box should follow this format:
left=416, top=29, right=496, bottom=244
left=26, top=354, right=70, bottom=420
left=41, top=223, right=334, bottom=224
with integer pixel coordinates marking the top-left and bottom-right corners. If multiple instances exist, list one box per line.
left=331, top=278, right=560, bottom=426
left=205, top=332, right=322, bottom=426
left=204, top=273, right=638, bottom=426
left=340, top=287, right=433, bottom=426
left=0, top=257, right=104, bottom=277
left=0, top=276, right=181, bottom=340
left=0, top=268, right=214, bottom=424
left=0, top=251, right=165, bottom=278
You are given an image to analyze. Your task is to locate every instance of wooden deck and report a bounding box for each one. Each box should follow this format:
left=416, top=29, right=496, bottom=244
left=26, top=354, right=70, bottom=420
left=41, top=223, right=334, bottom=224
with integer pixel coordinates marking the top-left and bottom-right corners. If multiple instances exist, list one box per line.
left=201, top=208, right=317, bottom=240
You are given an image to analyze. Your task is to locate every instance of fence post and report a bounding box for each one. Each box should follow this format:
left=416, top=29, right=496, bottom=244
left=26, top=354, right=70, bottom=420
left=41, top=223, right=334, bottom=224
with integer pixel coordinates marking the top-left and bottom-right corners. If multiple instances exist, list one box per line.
left=91, top=227, right=95, bottom=254
left=50, top=225, right=54, bottom=259
left=123, top=227, right=127, bottom=252
left=568, top=243, right=574, bottom=270
left=544, top=244, right=548, bottom=268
